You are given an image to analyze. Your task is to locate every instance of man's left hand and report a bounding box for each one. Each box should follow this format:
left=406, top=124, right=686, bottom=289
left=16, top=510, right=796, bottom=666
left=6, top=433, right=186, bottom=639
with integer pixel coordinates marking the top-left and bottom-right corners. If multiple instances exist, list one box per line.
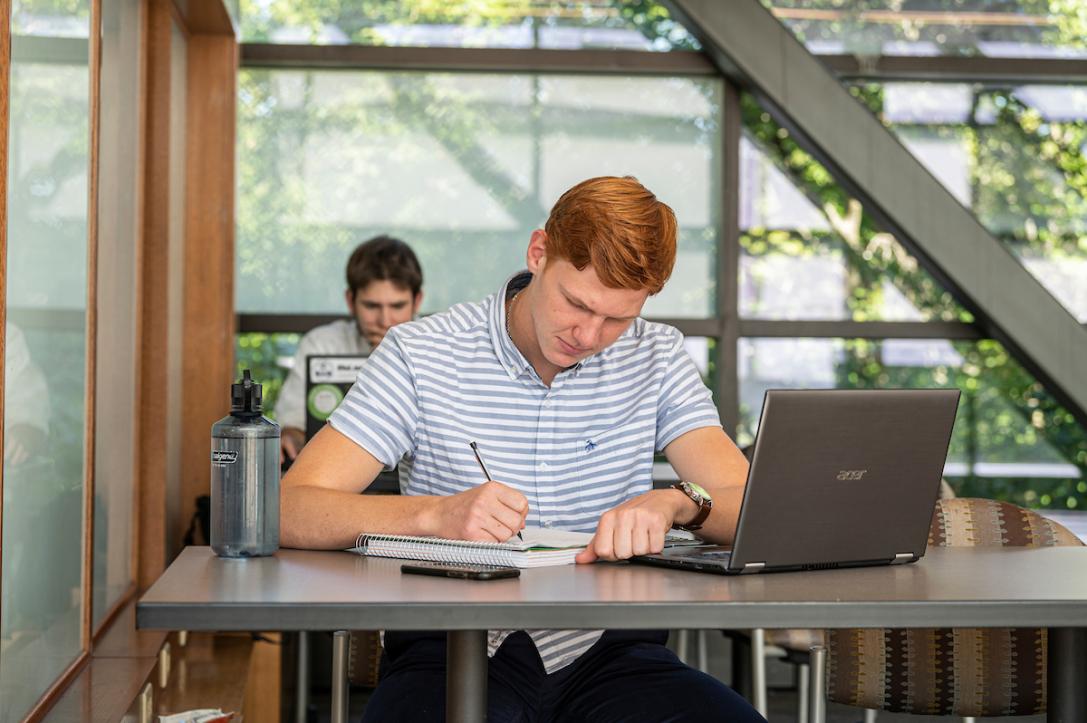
left=575, top=489, right=694, bottom=563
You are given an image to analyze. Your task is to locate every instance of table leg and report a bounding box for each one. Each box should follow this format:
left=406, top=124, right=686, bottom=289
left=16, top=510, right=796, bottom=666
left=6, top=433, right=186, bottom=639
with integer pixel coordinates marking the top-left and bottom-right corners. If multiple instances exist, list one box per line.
left=807, top=645, right=826, bottom=723
left=1048, top=627, right=1087, bottom=722
left=295, top=631, right=310, bottom=723
left=447, top=630, right=488, bottom=723
left=332, top=631, right=349, bottom=723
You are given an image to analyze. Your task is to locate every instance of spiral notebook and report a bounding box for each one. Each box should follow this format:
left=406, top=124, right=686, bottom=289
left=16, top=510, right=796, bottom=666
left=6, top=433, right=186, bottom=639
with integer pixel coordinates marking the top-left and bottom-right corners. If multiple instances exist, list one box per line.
left=349, top=527, right=593, bottom=568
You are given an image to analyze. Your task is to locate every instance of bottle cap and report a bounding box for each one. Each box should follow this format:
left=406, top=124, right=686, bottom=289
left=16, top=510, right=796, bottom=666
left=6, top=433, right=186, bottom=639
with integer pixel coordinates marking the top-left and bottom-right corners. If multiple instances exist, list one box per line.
left=230, top=369, right=263, bottom=417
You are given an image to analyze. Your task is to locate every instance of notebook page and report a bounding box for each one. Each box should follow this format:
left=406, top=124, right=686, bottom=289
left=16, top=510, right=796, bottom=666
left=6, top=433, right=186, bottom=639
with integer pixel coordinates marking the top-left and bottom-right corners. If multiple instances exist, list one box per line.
left=504, top=528, right=593, bottom=551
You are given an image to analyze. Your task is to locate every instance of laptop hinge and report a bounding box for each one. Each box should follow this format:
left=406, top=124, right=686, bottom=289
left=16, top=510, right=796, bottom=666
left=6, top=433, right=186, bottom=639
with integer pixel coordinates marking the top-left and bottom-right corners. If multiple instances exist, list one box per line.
left=891, top=553, right=915, bottom=564
left=741, top=562, right=766, bottom=574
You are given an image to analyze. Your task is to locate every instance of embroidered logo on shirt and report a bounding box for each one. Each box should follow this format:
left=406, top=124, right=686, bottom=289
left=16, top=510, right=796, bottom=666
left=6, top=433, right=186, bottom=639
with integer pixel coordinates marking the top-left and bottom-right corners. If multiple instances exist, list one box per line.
left=585, top=439, right=597, bottom=453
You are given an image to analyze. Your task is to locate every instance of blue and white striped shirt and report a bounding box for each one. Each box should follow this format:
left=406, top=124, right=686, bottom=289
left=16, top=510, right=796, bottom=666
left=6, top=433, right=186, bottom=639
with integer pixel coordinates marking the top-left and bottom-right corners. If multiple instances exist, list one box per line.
left=330, top=271, right=721, bottom=672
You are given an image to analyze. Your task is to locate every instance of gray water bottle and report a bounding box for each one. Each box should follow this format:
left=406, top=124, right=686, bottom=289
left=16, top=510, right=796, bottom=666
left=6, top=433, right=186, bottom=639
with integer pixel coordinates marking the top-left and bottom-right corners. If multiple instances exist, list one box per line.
left=210, top=369, right=280, bottom=558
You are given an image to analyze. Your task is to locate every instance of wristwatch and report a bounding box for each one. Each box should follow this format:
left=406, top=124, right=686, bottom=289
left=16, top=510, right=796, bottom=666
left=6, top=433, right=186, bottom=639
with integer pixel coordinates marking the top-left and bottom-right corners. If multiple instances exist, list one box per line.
left=671, top=480, right=713, bottom=531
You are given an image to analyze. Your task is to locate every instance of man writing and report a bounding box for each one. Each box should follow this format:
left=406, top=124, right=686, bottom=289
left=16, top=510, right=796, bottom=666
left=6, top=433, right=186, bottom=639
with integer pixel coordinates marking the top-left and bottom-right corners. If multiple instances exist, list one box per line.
left=282, top=177, right=763, bottom=722
left=275, top=235, right=423, bottom=462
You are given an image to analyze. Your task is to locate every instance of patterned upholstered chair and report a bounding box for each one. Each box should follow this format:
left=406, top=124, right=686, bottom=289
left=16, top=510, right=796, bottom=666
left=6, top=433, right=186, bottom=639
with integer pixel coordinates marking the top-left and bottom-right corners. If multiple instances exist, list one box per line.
left=823, top=497, right=1084, bottom=719
left=745, top=480, right=957, bottom=722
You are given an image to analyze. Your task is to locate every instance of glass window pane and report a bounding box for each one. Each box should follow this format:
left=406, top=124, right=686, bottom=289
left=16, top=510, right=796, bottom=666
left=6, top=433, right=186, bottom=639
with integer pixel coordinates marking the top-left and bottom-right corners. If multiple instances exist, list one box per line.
left=237, top=70, right=721, bottom=318
left=235, top=332, right=303, bottom=420
left=737, top=338, right=1087, bottom=511
left=766, top=1, right=1087, bottom=59
left=2, top=2, right=91, bottom=719
left=875, top=82, right=1087, bottom=322
left=739, top=93, right=969, bottom=322
left=92, top=0, right=141, bottom=629
left=239, top=0, right=699, bottom=50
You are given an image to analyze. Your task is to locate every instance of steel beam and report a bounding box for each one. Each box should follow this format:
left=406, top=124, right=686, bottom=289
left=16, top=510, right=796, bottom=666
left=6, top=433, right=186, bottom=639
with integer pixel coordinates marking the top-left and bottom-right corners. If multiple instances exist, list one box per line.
left=666, top=0, right=1087, bottom=426
left=236, top=313, right=721, bottom=338
left=819, top=54, right=1087, bottom=84
left=739, top=320, right=982, bottom=340
left=242, top=43, right=715, bottom=76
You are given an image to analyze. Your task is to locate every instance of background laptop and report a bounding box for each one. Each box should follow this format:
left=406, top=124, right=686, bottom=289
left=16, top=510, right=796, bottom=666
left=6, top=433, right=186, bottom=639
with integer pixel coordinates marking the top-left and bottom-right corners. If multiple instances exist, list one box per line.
left=303, top=354, right=401, bottom=494
left=303, top=354, right=369, bottom=441
left=633, top=388, right=960, bottom=575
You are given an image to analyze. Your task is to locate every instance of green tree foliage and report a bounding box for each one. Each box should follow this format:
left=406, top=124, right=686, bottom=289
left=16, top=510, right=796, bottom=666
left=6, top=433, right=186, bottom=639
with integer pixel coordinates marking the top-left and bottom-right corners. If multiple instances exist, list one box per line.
left=234, top=0, right=1087, bottom=508
left=969, top=91, right=1087, bottom=255
left=763, top=0, right=1084, bottom=56
left=741, top=87, right=968, bottom=324
left=239, top=0, right=696, bottom=48
left=740, top=85, right=1087, bottom=509
left=10, top=0, right=90, bottom=33
left=235, top=333, right=301, bottom=417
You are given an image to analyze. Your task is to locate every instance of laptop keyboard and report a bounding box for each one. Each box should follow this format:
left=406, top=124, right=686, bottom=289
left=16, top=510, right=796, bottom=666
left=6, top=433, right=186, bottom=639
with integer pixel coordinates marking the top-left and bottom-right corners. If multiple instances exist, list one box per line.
left=696, top=551, right=732, bottom=560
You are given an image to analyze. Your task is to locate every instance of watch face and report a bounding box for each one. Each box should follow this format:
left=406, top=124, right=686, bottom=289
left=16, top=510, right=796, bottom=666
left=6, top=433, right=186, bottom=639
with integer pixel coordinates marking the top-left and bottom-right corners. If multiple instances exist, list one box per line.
left=685, top=481, right=710, bottom=501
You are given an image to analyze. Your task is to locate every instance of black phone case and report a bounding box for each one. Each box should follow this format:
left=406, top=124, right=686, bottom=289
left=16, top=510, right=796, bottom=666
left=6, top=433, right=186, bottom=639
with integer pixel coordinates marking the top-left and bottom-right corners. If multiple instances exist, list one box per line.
left=401, top=562, right=520, bottom=580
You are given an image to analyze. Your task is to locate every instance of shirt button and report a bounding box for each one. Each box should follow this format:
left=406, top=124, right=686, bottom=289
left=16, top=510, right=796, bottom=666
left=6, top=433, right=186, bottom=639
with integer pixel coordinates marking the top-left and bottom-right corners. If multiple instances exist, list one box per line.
left=538, top=462, right=549, bottom=471
left=542, top=520, right=553, bottom=528
left=542, top=399, right=552, bottom=408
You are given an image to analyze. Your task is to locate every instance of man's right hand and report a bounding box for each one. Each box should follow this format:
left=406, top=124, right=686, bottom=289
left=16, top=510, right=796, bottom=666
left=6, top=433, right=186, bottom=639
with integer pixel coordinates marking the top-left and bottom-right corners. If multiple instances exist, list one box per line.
left=280, top=427, right=306, bottom=464
left=432, top=481, right=529, bottom=542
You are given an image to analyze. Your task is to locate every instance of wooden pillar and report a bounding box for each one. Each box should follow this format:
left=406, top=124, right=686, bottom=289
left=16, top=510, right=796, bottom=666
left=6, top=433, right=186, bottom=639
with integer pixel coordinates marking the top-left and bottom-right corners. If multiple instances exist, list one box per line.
left=138, top=0, right=236, bottom=589
left=180, top=27, right=237, bottom=544
left=0, top=0, right=10, bottom=617
left=137, top=0, right=175, bottom=588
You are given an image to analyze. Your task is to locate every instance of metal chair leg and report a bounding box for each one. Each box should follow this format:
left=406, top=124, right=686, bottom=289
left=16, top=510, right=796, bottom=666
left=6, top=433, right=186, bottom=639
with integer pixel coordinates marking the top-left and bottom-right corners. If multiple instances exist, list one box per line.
left=751, top=628, right=767, bottom=717
left=697, top=630, right=709, bottom=673
left=807, top=644, right=826, bottom=723
left=864, top=709, right=878, bottom=723
left=331, top=631, right=349, bottom=723
left=962, top=718, right=976, bottom=723
left=797, top=662, right=809, bottom=723
left=676, top=629, right=690, bottom=663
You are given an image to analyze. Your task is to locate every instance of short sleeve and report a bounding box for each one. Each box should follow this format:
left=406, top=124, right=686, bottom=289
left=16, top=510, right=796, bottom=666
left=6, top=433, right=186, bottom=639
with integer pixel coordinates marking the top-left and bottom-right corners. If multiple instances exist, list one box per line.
left=655, top=333, right=721, bottom=451
left=328, top=331, right=419, bottom=469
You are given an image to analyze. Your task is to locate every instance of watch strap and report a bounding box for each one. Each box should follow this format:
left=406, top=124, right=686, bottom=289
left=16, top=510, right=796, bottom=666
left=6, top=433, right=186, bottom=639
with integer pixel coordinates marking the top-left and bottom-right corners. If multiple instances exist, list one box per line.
left=672, top=481, right=712, bottom=531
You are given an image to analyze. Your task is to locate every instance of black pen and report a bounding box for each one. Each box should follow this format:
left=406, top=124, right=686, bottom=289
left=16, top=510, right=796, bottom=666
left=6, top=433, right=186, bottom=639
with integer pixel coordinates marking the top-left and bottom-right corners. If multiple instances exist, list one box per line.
left=469, top=441, right=524, bottom=541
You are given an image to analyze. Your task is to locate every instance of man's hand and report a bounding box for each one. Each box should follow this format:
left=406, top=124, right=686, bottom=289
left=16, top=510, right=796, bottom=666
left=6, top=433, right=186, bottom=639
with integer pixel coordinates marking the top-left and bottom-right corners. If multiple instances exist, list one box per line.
left=431, top=480, right=529, bottom=542
left=280, top=427, right=306, bottom=464
left=576, top=489, right=695, bottom=564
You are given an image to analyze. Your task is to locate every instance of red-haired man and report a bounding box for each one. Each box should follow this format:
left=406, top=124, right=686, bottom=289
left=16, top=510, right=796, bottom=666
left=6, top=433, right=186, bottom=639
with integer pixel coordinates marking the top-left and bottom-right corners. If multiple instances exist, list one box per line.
left=282, top=177, right=762, bottom=722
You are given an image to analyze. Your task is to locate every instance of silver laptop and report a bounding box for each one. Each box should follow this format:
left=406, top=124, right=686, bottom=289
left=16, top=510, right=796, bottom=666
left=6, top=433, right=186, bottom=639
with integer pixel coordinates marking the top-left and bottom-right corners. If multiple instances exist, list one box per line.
left=632, top=389, right=960, bottom=575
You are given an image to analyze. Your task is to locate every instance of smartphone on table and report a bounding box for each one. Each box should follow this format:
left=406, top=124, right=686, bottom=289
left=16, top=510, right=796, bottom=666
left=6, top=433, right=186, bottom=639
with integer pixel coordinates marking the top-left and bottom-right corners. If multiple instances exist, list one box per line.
left=401, top=562, right=520, bottom=580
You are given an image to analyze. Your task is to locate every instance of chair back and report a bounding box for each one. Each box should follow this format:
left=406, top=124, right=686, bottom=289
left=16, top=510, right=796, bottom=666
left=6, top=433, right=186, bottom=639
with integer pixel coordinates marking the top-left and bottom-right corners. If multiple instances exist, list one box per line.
left=827, top=497, right=1084, bottom=717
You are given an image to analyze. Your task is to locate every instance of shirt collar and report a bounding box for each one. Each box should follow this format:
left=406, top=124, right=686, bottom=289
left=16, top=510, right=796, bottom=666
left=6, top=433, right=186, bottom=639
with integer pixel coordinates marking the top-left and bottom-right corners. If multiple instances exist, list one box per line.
left=491, top=270, right=533, bottom=379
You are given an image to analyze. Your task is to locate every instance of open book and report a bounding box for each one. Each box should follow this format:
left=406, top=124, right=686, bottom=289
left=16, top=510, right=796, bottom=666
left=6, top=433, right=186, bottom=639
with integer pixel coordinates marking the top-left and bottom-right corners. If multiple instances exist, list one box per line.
left=349, top=527, right=593, bottom=568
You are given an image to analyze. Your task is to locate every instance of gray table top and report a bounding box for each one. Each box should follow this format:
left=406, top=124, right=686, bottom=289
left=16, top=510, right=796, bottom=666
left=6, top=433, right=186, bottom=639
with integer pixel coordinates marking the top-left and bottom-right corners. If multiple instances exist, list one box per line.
left=137, top=546, right=1087, bottom=632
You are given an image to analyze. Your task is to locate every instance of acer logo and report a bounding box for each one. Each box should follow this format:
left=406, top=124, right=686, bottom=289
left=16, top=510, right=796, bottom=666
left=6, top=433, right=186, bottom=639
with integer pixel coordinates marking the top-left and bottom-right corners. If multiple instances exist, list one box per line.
left=837, top=469, right=868, bottom=481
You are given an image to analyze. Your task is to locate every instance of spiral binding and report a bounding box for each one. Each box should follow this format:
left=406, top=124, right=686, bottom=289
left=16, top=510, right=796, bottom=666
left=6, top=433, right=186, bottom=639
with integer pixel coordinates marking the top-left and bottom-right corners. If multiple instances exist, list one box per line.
left=354, top=532, right=520, bottom=566
left=355, top=532, right=518, bottom=550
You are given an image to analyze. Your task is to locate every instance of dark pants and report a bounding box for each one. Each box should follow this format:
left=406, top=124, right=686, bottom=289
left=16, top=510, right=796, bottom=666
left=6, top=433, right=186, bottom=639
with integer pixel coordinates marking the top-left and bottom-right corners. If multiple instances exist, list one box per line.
left=363, top=630, right=767, bottom=722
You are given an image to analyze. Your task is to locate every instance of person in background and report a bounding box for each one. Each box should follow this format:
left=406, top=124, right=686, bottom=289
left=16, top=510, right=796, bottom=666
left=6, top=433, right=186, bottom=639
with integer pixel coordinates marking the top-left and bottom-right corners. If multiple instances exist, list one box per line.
left=276, top=235, right=423, bottom=462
